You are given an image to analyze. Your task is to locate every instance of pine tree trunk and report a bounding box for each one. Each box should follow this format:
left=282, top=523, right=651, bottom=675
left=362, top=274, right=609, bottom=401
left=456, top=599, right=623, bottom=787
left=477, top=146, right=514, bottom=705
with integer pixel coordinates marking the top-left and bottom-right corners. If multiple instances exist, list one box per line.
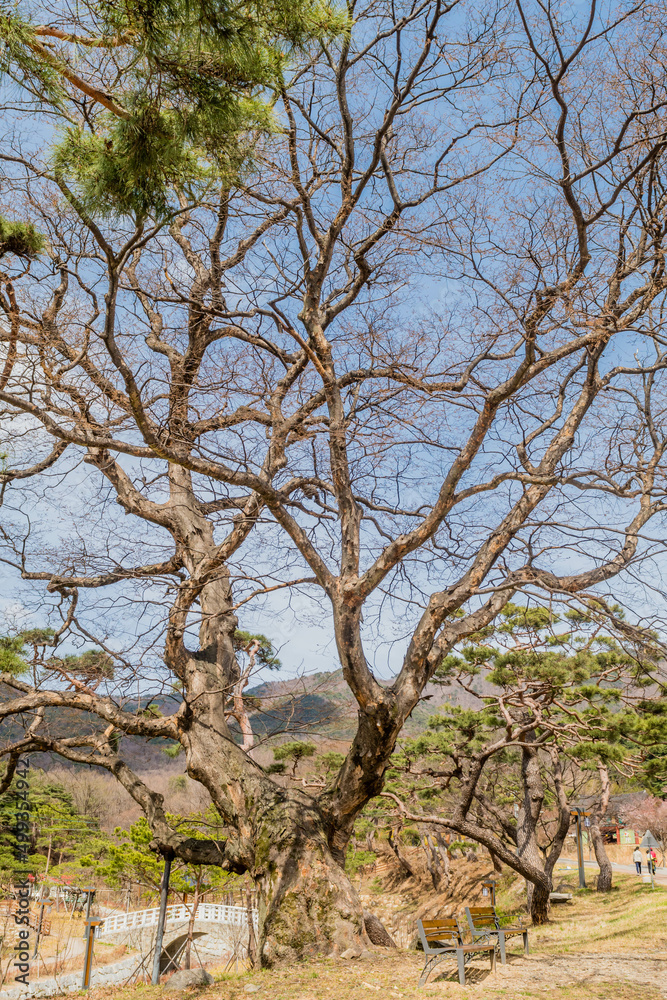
left=530, top=882, right=550, bottom=924
left=246, top=886, right=257, bottom=967
left=517, top=735, right=551, bottom=923
left=590, top=764, right=613, bottom=892
left=589, top=824, right=613, bottom=891
left=255, top=810, right=366, bottom=963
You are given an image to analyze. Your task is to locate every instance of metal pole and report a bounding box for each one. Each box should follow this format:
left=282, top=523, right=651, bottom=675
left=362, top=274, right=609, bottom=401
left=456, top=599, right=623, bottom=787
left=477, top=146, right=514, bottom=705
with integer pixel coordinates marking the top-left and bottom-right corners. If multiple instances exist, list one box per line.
left=151, top=852, right=172, bottom=985
left=574, top=810, right=586, bottom=888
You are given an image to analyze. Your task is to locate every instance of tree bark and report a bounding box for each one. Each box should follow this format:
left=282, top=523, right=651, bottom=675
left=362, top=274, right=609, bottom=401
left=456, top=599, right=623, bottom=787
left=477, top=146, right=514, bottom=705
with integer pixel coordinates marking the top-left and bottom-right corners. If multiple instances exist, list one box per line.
left=530, top=881, right=550, bottom=923
left=589, top=764, right=613, bottom=892
left=543, top=748, right=575, bottom=886
left=158, top=498, right=368, bottom=964
left=387, top=828, right=417, bottom=879
left=419, top=828, right=445, bottom=890
left=516, top=734, right=550, bottom=923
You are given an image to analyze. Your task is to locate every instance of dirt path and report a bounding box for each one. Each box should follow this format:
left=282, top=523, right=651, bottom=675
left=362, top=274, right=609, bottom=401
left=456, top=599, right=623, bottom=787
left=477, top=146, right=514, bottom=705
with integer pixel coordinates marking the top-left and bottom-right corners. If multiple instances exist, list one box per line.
left=478, top=952, right=667, bottom=996
left=81, top=948, right=667, bottom=1000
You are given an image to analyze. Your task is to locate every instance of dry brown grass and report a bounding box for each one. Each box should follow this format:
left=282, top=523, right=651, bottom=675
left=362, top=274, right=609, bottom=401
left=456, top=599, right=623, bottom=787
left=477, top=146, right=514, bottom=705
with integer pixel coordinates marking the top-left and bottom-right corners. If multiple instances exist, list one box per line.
left=504, top=871, right=667, bottom=956
left=81, top=873, right=667, bottom=1000
left=84, top=950, right=667, bottom=1000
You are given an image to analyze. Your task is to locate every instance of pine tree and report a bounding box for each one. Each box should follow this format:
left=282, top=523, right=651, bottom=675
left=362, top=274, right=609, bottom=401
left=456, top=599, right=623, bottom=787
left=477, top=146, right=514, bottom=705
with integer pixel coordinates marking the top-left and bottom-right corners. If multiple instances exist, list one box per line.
left=0, top=0, right=346, bottom=220
left=384, top=603, right=667, bottom=920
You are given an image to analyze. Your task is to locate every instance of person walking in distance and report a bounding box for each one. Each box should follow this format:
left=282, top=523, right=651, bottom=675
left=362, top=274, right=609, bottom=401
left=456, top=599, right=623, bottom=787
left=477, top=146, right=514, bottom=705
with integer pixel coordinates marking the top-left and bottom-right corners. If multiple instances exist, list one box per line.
left=633, top=846, right=642, bottom=874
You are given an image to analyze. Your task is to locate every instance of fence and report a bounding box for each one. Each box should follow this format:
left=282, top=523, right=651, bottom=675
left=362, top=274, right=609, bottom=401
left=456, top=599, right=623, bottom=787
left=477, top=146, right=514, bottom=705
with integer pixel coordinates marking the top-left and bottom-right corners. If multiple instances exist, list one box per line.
left=98, top=902, right=258, bottom=937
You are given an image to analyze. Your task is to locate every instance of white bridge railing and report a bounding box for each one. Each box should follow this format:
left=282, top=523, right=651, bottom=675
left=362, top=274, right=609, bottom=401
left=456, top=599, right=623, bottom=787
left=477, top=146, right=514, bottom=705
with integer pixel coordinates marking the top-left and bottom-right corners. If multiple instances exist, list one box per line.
left=99, top=902, right=258, bottom=937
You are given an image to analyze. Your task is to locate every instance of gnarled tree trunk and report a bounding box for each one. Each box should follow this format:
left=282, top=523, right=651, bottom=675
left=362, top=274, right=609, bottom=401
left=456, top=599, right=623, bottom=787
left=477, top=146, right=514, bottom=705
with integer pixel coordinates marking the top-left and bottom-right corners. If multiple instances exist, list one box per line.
left=588, top=764, right=613, bottom=892
left=517, top=734, right=550, bottom=924
left=157, top=490, right=370, bottom=964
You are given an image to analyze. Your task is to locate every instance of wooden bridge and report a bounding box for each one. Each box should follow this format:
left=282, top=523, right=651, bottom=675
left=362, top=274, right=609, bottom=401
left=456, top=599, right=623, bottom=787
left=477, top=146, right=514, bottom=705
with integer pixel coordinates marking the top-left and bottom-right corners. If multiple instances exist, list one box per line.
left=98, top=901, right=258, bottom=938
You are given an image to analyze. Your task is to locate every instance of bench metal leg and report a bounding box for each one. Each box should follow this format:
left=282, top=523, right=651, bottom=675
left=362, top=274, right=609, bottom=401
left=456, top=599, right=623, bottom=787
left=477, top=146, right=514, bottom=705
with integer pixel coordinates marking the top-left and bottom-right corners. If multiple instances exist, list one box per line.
left=490, top=947, right=496, bottom=975
left=498, top=932, right=507, bottom=965
left=523, top=931, right=529, bottom=956
left=419, top=955, right=445, bottom=987
left=456, top=949, right=466, bottom=986
left=419, top=956, right=435, bottom=987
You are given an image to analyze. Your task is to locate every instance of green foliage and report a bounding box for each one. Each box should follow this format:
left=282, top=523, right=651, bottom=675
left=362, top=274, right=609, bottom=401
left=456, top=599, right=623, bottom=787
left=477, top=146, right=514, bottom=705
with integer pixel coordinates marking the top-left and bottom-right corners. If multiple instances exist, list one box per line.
left=272, top=740, right=315, bottom=775
left=0, top=634, right=30, bottom=676
left=387, top=602, right=667, bottom=852
left=0, top=630, right=116, bottom=688
left=58, top=649, right=115, bottom=685
left=137, top=701, right=162, bottom=717
left=0, top=216, right=46, bottom=259
left=318, top=751, right=345, bottom=776
left=0, top=769, right=107, bottom=886
left=93, top=809, right=236, bottom=899
left=402, top=824, right=421, bottom=846
left=0, top=10, right=65, bottom=105
left=265, top=761, right=286, bottom=774
left=4, top=0, right=348, bottom=220
left=52, top=107, right=211, bottom=222
left=344, top=849, right=376, bottom=875
left=233, top=629, right=281, bottom=669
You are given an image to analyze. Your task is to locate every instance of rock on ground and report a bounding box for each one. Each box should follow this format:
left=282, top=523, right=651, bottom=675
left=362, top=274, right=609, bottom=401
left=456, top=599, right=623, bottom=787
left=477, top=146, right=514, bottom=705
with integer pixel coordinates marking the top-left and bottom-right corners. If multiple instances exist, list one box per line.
left=363, top=910, right=397, bottom=948
left=164, top=968, right=214, bottom=991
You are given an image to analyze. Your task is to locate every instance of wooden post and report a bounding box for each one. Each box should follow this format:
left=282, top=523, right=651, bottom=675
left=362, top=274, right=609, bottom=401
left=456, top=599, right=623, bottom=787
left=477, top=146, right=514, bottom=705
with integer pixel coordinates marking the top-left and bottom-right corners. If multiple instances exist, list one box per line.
left=151, top=852, right=172, bottom=985
left=81, top=919, right=103, bottom=990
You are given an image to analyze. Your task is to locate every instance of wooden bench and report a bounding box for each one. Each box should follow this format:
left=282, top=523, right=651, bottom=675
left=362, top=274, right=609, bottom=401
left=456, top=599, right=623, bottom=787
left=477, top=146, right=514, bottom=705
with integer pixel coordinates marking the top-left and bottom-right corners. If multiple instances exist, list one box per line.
left=464, top=906, right=528, bottom=965
left=417, top=916, right=496, bottom=986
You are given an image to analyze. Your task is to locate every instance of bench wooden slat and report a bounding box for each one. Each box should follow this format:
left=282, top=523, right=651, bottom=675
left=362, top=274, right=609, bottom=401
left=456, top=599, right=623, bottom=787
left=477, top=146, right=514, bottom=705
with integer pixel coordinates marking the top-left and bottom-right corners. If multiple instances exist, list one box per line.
left=416, top=916, right=497, bottom=987
left=464, top=904, right=529, bottom=966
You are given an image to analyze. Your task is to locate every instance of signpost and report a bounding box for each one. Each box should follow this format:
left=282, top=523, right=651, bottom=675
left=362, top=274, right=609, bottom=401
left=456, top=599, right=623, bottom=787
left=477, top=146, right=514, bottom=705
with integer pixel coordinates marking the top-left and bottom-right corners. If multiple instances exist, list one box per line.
left=481, top=879, right=497, bottom=905
left=639, top=830, right=660, bottom=890
left=80, top=888, right=98, bottom=991
left=81, top=919, right=103, bottom=990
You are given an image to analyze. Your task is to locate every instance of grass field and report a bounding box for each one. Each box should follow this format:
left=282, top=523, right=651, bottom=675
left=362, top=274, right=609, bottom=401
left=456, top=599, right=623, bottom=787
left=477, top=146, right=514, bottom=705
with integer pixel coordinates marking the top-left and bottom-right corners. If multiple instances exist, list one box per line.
left=82, top=873, right=667, bottom=1000
left=527, top=871, right=667, bottom=955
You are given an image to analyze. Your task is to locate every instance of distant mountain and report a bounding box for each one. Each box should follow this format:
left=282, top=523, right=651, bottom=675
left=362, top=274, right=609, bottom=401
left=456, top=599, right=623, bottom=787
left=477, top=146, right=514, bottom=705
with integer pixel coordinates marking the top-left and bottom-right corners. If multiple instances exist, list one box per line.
left=0, top=668, right=492, bottom=776
left=0, top=685, right=183, bottom=774
left=244, top=668, right=489, bottom=742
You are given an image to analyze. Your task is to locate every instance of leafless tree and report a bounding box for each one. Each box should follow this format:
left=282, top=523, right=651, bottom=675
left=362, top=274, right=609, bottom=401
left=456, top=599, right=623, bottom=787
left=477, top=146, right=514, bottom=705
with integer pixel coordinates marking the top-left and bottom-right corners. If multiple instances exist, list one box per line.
left=3, top=0, right=667, bottom=957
